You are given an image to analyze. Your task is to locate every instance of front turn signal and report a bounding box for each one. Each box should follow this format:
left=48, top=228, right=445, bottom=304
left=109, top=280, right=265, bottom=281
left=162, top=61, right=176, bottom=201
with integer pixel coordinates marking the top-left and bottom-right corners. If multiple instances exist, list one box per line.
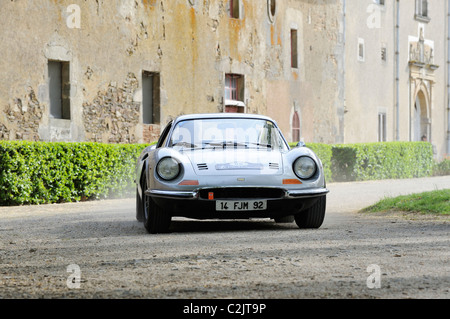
left=178, top=180, right=199, bottom=186
left=283, top=179, right=302, bottom=185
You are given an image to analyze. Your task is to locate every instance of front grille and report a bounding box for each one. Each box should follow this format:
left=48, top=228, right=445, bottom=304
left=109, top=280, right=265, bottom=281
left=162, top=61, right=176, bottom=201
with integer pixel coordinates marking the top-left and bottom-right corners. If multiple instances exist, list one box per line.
left=199, top=188, right=285, bottom=200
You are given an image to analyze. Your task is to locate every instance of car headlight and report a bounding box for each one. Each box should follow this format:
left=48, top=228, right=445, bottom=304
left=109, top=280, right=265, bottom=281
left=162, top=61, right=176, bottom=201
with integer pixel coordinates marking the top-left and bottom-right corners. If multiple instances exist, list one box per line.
left=156, top=157, right=180, bottom=181
left=293, top=157, right=317, bottom=180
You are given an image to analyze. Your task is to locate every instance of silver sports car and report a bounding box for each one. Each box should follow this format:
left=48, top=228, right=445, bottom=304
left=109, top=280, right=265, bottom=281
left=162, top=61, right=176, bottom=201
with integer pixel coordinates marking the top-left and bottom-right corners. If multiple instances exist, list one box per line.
left=136, top=113, right=329, bottom=234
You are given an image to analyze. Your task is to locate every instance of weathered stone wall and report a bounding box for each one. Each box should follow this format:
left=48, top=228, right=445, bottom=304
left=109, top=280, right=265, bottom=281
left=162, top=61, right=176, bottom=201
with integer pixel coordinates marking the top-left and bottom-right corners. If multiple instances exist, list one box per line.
left=83, top=73, right=140, bottom=144
left=0, top=123, right=9, bottom=140
left=3, top=87, right=44, bottom=141
left=266, top=0, right=344, bottom=144
left=0, top=0, right=343, bottom=145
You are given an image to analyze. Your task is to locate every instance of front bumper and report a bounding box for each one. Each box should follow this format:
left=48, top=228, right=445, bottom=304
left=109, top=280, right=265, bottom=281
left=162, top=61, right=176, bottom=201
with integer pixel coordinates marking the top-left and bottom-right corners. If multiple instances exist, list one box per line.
left=147, top=187, right=328, bottom=199
left=145, top=187, right=329, bottom=219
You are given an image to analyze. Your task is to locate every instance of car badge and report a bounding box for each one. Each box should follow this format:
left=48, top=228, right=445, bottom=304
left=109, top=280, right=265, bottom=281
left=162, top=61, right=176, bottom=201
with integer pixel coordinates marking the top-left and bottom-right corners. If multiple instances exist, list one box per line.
left=237, top=178, right=245, bottom=182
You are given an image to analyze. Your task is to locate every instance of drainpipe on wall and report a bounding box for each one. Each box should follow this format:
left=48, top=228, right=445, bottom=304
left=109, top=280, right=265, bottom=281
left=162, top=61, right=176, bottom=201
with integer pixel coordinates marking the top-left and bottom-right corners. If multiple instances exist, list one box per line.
left=334, top=0, right=346, bottom=144
left=340, top=0, right=346, bottom=144
left=447, top=0, right=450, bottom=155
left=395, top=0, right=400, bottom=141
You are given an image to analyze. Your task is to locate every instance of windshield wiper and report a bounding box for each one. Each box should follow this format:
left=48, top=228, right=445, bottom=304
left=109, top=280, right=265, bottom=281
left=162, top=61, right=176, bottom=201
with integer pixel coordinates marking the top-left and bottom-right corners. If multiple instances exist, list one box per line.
left=202, top=141, right=272, bottom=149
left=171, top=141, right=199, bottom=149
left=246, top=142, right=272, bottom=149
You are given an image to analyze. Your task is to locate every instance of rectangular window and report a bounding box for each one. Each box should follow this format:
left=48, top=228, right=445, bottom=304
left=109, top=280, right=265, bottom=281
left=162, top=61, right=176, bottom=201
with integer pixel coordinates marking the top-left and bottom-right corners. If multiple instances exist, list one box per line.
left=358, top=38, right=365, bottom=62
left=229, top=0, right=240, bottom=19
left=378, top=112, right=387, bottom=142
left=419, top=0, right=428, bottom=17
left=415, top=0, right=429, bottom=20
left=48, top=61, right=70, bottom=120
left=381, top=45, right=387, bottom=62
left=225, top=74, right=244, bottom=101
left=224, top=74, right=244, bottom=113
left=291, top=29, right=298, bottom=69
left=142, top=71, right=160, bottom=125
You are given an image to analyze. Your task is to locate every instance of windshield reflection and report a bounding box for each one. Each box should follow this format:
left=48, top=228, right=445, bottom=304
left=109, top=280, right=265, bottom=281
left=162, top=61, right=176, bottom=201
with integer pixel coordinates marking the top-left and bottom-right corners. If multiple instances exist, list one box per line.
left=169, top=118, right=288, bottom=151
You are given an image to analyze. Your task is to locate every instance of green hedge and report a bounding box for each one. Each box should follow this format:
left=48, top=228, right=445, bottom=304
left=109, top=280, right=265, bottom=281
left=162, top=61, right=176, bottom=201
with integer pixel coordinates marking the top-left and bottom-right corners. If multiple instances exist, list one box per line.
left=433, top=158, right=450, bottom=176
left=0, top=140, right=436, bottom=206
left=290, top=141, right=434, bottom=182
left=331, top=142, right=434, bottom=182
left=0, top=141, right=148, bottom=206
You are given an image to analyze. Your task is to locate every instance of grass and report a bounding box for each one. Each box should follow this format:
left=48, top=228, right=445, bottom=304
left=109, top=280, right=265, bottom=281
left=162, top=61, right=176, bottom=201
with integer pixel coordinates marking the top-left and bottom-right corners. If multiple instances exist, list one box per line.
left=361, top=189, right=450, bottom=216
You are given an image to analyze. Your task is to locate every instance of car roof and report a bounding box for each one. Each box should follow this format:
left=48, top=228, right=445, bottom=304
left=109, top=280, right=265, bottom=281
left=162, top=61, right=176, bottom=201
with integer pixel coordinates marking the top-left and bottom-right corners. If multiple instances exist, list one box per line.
left=173, top=113, right=277, bottom=124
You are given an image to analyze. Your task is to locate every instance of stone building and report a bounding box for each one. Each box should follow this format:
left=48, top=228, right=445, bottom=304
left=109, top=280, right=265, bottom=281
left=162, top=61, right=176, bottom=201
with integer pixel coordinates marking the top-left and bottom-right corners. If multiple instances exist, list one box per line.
left=0, top=0, right=343, bottom=146
left=0, top=0, right=449, bottom=159
left=344, top=0, right=449, bottom=159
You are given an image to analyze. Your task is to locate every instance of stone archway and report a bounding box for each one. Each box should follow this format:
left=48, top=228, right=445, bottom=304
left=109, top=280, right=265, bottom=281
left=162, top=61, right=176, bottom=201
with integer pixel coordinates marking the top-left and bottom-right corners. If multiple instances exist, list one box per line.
left=413, top=90, right=431, bottom=141
left=292, top=111, right=300, bottom=142
left=408, top=26, right=438, bottom=144
left=412, top=86, right=430, bottom=142
left=290, top=102, right=302, bottom=143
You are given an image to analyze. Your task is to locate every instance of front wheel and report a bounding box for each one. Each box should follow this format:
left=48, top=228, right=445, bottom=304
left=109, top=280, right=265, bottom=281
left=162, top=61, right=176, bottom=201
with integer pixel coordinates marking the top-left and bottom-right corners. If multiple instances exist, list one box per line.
left=136, top=188, right=144, bottom=222
left=294, top=196, right=326, bottom=229
left=143, top=195, right=172, bottom=234
left=140, top=175, right=171, bottom=234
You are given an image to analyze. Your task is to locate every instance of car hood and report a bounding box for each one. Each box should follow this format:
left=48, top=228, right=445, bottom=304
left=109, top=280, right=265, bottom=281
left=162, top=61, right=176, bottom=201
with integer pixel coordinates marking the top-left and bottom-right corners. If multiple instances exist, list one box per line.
left=181, top=149, right=284, bottom=176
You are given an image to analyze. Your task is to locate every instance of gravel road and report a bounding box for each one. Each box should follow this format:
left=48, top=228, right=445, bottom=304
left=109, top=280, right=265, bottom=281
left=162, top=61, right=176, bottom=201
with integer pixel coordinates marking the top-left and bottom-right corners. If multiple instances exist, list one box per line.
left=0, top=176, right=449, bottom=299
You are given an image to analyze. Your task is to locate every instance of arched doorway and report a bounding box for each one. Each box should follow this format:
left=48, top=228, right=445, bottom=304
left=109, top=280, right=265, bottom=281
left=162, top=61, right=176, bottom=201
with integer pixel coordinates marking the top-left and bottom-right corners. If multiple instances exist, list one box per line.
left=413, top=89, right=430, bottom=142
left=292, top=111, right=300, bottom=142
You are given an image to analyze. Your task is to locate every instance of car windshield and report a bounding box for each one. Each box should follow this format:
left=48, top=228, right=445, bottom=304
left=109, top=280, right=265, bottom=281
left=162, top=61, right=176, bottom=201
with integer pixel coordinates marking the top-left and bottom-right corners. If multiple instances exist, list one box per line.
left=169, top=118, right=288, bottom=151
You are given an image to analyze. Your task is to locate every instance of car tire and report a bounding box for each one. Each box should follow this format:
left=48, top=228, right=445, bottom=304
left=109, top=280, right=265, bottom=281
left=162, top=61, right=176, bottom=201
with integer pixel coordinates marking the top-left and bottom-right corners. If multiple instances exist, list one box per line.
left=139, top=172, right=171, bottom=234
left=294, top=196, right=326, bottom=229
left=143, top=195, right=172, bottom=234
left=136, top=171, right=147, bottom=222
left=140, top=175, right=171, bottom=234
left=274, top=215, right=294, bottom=223
left=136, top=188, right=144, bottom=222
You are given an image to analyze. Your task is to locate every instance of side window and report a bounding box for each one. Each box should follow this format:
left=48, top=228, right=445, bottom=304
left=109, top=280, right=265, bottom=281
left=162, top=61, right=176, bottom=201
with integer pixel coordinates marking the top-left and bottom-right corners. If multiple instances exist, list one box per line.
left=157, top=121, right=173, bottom=148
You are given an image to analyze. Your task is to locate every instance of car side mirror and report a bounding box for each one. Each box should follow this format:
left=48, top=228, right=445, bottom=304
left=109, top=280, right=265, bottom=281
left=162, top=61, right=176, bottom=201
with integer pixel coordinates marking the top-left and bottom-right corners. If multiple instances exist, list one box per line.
left=296, top=141, right=305, bottom=148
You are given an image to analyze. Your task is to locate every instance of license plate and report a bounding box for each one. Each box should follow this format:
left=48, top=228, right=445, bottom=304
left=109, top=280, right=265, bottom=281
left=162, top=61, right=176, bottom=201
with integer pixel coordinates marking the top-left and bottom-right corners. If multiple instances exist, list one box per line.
left=216, top=200, right=267, bottom=211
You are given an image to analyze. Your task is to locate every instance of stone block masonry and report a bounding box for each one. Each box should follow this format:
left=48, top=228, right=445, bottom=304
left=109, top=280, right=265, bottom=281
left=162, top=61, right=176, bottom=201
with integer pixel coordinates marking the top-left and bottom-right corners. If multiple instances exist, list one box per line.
left=83, top=73, right=141, bottom=144
left=2, top=87, right=44, bottom=141
left=0, top=0, right=344, bottom=146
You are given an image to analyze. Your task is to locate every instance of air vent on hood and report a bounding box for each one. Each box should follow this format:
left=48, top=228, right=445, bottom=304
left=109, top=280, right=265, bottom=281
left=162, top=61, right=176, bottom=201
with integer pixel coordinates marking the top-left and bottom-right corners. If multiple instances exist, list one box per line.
left=197, top=163, right=208, bottom=170
left=269, top=163, right=279, bottom=169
